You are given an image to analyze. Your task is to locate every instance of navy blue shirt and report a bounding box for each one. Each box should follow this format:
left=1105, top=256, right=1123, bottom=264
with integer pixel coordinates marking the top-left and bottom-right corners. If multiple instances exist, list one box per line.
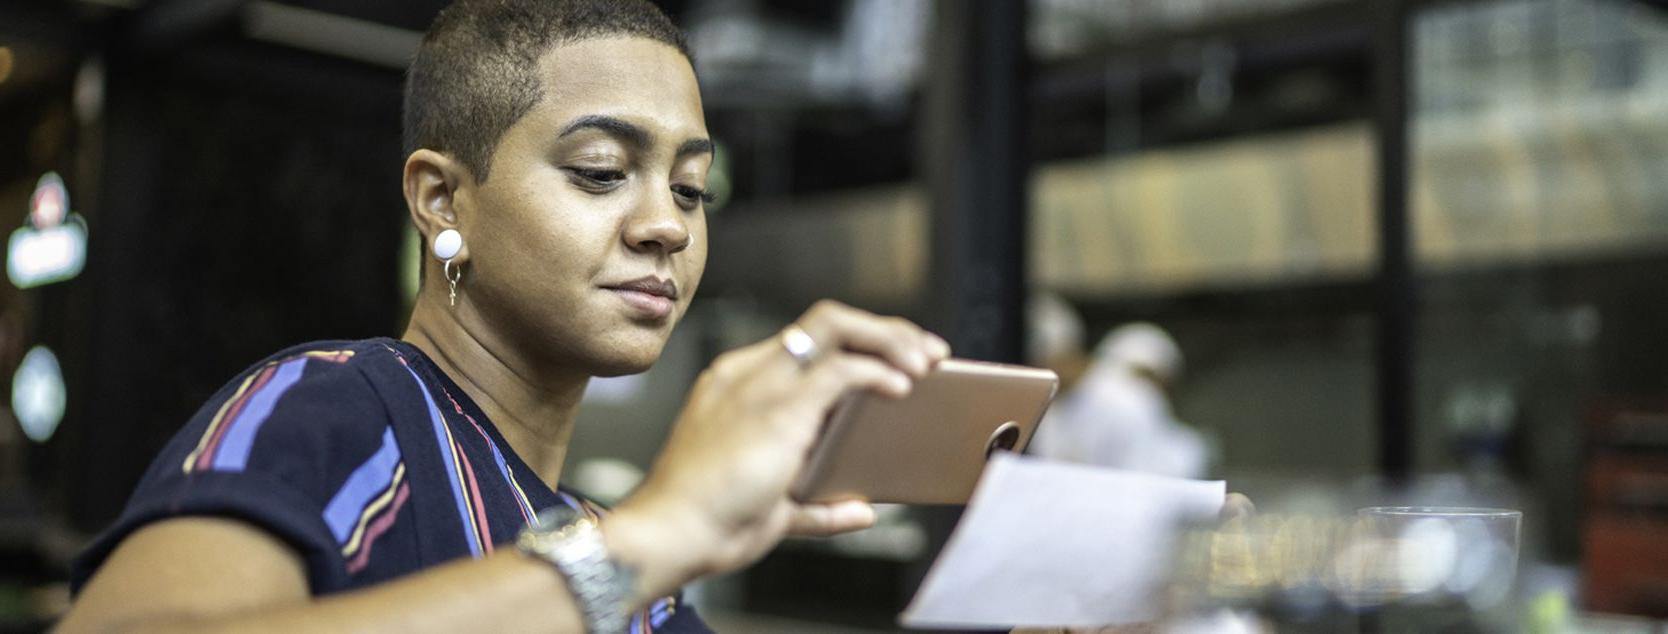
left=74, top=338, right=710, bottom=633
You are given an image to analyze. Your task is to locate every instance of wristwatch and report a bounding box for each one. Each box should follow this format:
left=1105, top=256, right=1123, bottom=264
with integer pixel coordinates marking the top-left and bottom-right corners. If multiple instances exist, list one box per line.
left=517, top=505, right=638, bottom=634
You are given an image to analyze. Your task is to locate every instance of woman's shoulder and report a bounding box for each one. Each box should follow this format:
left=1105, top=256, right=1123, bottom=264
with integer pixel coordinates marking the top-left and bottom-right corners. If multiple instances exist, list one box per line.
left=73, top=339, right=418, bottom=591
left=251, top=337, right=404, bottom=371
left=225, top=338, right=416, bottom=401
left=184, top=338, right=413, bottom=449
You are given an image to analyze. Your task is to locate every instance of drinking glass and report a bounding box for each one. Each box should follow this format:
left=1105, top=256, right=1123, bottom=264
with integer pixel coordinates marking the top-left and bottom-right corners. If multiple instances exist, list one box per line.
left=1338, top=506, right=1522, bottom=608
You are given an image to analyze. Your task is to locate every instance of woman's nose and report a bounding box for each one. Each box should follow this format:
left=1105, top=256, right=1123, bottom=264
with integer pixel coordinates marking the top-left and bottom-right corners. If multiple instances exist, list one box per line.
left=623, top=197, right=691, bottom=255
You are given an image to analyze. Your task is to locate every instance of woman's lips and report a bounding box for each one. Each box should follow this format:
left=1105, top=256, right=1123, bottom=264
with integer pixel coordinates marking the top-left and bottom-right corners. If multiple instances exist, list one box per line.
left=603, top=276, right=677, bottom=320
left=607, top=288, right=675, bottom=320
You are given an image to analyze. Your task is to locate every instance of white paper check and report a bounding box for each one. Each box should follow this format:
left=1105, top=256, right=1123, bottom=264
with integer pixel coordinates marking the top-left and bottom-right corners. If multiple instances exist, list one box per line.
left=901, top=453, right=1225, bottom=629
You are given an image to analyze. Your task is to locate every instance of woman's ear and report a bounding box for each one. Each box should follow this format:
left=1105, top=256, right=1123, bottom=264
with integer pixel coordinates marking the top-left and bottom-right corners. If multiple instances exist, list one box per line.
left=403, top=149, right=473, bottom=263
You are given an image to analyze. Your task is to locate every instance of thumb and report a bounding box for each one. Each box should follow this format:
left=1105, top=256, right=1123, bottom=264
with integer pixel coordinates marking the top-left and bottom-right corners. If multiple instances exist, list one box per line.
left=787, top=500, right=877, bottom=537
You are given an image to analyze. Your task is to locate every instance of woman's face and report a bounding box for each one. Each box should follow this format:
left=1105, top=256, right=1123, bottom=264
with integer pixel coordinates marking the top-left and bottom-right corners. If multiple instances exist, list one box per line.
left=458, top=37, right=710, bottom=377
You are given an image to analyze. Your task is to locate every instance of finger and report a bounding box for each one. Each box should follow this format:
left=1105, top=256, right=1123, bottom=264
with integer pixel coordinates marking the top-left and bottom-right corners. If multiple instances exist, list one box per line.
left=787, top=500, right=877, bottom=537
left=924, top=332, right=951, bottom=363
left=803, top=352, right=914, bottom=405
left=796, top=301, right=940, bottom=378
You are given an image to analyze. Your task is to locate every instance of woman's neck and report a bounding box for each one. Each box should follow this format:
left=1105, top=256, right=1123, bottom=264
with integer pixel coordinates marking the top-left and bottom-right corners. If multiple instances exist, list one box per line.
left=401, top=295, right=589, bottom=491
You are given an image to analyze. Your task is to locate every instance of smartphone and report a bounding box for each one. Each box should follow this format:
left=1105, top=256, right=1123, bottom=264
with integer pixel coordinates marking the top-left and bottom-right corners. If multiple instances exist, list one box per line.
left=790, top=358, right=1059, bottom=505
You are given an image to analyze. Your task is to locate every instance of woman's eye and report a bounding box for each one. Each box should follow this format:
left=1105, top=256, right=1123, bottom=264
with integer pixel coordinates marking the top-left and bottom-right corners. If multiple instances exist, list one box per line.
left=672, top=185, right=715, bottom=205
left=565, top=168, right=626, bottom=188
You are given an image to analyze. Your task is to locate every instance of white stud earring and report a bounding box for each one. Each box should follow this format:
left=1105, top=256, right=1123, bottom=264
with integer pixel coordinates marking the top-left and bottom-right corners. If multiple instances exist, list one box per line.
left=433, top=229, right=463, bottom=307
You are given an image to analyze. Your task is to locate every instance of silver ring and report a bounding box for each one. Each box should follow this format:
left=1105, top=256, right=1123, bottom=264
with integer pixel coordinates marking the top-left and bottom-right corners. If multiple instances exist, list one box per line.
left=780, top=325, right=820, bottom=368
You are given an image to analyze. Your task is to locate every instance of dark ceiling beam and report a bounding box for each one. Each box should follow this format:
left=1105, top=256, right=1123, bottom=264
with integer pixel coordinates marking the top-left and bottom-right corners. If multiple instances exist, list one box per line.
left=243, top=1, right=420, bottom=70
left=1039, top=0, right=1374, bottom=70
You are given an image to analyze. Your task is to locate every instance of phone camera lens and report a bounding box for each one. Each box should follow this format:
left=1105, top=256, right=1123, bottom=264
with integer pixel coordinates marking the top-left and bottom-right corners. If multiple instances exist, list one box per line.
left=986, top=421, right=1021, bottom=459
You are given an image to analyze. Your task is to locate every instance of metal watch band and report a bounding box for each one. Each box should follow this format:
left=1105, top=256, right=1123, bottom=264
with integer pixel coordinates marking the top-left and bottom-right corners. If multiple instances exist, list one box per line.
left=517, top=513, right=637, bottom=634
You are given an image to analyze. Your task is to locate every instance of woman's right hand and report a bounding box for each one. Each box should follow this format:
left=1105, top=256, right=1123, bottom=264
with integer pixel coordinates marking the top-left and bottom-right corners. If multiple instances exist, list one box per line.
left=604, top=300, right=950, bottom=596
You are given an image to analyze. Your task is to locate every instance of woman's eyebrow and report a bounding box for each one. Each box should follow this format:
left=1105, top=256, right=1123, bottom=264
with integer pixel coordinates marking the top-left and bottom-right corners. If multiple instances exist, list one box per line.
left=677, top=138, right=713, bottom=158
left=557, top=115, right=710, bottom=159
left=557, top=115, right=650, bottom=149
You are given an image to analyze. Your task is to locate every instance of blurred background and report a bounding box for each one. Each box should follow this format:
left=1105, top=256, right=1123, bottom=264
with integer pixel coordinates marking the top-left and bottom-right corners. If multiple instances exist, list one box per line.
left=3, top=0, right=1668, bottom=631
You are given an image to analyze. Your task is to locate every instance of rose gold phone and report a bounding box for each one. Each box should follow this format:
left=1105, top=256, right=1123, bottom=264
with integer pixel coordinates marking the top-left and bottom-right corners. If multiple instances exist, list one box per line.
left=790, top=358, right=1059, bottom=505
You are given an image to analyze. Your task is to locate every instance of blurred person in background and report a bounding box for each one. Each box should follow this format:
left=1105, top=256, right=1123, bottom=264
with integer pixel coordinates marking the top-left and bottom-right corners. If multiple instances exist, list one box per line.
left=1030, top=313, right=1212, bottom=479
left=1026, top=292, right=1090, bottom=396
left=58, top=1, right=950, bottom=632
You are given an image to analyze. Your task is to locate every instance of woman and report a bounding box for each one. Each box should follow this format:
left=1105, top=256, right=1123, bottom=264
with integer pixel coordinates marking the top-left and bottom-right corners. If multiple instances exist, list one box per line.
left=61, top=1, right=948, bottom=631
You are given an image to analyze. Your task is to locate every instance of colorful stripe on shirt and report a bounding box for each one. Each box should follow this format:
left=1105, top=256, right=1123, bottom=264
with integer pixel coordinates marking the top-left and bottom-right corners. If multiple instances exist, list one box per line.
left=181, top=350, right=354, bottom=473
left=396, top=356, right=489, bottom=558
left=434, top=382, right=537, bottom=524
left=345, top=481, right=409, bottom=573
left=321, top=426, right=412, bottom=573
left=443, top=416, right=496, bottom=554
left=383, top=344, right=682, bottom=625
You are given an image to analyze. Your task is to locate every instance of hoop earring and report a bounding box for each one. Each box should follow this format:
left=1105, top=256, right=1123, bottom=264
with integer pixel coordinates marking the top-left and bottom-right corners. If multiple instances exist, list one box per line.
left=444, top=259, right=463, bottom=306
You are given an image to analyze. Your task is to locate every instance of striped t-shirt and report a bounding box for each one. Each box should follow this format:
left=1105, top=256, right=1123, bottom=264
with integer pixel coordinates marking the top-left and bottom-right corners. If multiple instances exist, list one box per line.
left=73, top=338, right=709, bottom=633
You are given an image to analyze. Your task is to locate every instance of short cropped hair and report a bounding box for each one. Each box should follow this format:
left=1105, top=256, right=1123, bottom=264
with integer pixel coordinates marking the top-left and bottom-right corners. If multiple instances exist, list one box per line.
left=403, top=0, right=689, bottom=181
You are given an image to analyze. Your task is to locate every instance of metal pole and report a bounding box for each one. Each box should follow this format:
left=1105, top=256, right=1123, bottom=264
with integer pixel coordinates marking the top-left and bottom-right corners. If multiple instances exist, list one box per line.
left=911, top=0, right=1029, bottom=622
left=1373, top=0, right=1414, bottom=482
left=922, top=0, right=1029, bottom=363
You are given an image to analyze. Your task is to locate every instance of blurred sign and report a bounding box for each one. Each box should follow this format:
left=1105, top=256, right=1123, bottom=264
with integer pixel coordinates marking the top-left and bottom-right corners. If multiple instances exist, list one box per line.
left=9, top=172, right=88, bottom=289
left=13, top=346, right=66, bottom=443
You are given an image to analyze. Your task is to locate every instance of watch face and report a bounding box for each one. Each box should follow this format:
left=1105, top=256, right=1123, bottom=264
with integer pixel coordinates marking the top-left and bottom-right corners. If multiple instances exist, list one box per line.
left=532, top=505, right=584, bottom=531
